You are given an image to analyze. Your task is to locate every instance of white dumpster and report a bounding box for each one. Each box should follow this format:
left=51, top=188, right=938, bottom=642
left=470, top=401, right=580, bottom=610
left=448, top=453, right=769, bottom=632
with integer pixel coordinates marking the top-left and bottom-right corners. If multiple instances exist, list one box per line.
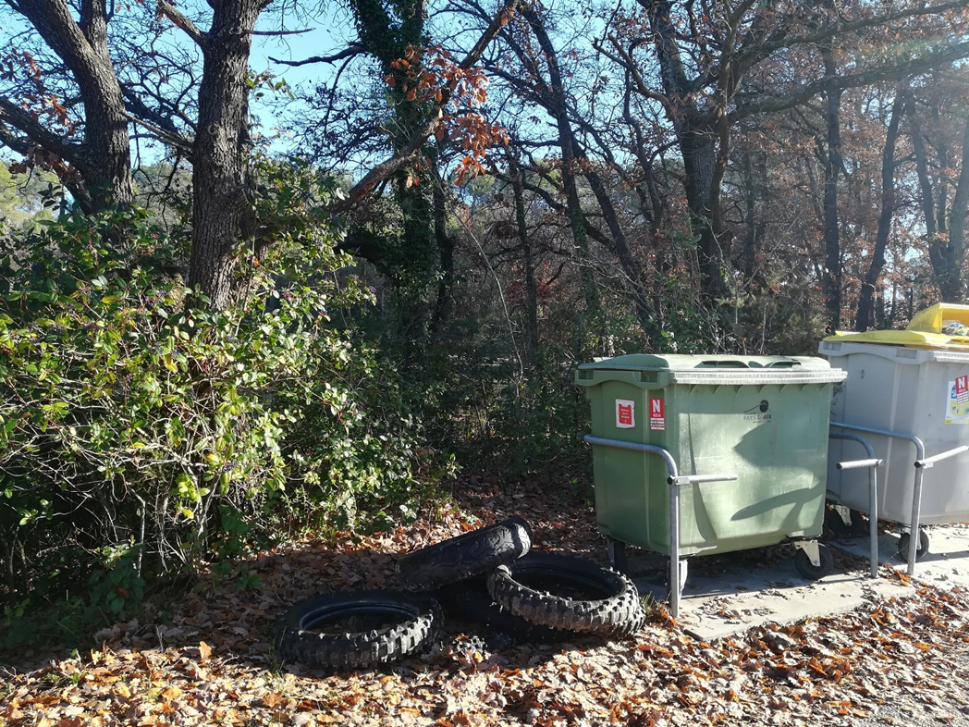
left=822, top=304, right=969, bottom=533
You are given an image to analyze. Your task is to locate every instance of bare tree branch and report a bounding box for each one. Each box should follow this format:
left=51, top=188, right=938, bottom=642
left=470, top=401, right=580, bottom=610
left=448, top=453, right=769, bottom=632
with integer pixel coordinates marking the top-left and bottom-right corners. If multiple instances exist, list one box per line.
left=0, top=98, right=84, bottom=163
left=123, top=112, right=194, bottom=155
left=120, top=85, right=194, bottom=147
left=252, top=28, right=311, bottom=36
left=737, top=0, right=969, bottom=63
left=0, top=122, right=36, bottom=158
left=269, top=44, right=364, bottom=67
left=156, top=0, right=208, bottom=49
left=732, top=39, right=969, bottom=120
left=596, top=38, right=676, bottom=119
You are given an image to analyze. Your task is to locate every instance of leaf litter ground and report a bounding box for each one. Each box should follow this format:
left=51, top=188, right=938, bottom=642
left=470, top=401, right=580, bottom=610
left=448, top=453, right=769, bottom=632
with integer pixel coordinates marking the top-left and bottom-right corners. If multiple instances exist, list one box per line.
left=3, top=472, right=969, bottom=727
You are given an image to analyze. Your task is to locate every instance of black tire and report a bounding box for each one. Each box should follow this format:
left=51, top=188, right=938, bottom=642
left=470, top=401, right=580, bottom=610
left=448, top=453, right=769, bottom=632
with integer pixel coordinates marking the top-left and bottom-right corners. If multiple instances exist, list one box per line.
left=274, top=590, right=442, bottom=669
left=794, top=544, right=834, bottom=580
left=396, top=517, right=532, bottom=592
left=434, top=576, right=562, bottom=644
left=898, top=529, right=930, bottom=563
left=487, top=552, right=645, bottom=637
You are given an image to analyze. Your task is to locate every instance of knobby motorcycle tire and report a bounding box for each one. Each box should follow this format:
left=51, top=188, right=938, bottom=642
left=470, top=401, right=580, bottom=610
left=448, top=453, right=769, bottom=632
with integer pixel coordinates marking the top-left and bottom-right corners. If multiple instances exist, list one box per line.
left=433, top=576, right=562, bottom=644
left=396, top=516, right=532, bottom=592
left=487, top=552, right=645, bottom=637
left=274, top=590, right=442, bottom=669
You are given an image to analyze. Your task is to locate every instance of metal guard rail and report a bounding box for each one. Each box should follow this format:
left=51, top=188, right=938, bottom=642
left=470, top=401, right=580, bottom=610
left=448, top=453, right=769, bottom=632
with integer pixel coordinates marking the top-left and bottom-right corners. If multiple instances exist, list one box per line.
left=830, top=421, right=969, bottom=574
left=583, top=435, right=737, bottom=618
left=829, top=432, right=882, bottom=579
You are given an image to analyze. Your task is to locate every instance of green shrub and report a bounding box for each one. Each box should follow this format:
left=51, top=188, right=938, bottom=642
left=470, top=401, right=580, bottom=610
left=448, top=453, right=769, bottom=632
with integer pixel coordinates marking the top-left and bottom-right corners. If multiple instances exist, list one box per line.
left=0, top=169, right=444, bottom=618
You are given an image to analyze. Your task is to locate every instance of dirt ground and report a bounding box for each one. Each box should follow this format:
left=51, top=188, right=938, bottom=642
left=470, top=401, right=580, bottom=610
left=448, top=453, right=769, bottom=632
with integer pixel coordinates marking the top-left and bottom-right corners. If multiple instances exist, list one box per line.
left=2, top=472, right=969, bottom=727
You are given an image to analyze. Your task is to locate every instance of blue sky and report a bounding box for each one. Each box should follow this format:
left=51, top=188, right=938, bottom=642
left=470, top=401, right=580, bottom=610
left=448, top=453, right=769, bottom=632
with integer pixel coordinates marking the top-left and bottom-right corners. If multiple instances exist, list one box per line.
left=0, top=3, right=359, bottom=163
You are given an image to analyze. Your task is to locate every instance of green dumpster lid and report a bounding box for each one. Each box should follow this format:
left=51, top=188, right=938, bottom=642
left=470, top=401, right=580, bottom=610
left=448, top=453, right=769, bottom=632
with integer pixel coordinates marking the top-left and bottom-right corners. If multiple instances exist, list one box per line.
left=577, top=354, right=846, bottom=385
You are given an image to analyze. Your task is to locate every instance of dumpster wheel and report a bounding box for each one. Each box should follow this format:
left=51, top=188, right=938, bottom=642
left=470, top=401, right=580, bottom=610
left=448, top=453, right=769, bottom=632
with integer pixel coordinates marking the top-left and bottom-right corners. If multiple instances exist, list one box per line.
left=825, top=505, right=867, bottom=537
left=898, top=529, right=930, bottom=563
left=794, top=544, right=834, bottom=580
left=274, top=590, right=442, bottom=669
left=487, top=553, right=645, bottom=637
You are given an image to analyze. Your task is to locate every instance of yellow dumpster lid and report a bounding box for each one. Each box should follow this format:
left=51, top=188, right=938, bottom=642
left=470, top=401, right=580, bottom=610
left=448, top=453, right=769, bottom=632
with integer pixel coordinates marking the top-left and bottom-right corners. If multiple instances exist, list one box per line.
left=908, top=303, right=969, bottom=335
left=824, top=303, right=969, bottom=350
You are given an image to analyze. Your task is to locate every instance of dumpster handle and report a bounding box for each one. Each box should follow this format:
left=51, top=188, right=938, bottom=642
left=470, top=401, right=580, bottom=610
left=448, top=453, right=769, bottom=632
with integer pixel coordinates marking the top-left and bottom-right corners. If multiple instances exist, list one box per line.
left=829, top=421, right=967, bottom=575
left=829, top=431, right=882, bottom=579
left=582, top=435, right=737, bottom=619
left=917, top=445, right=969, bottom=469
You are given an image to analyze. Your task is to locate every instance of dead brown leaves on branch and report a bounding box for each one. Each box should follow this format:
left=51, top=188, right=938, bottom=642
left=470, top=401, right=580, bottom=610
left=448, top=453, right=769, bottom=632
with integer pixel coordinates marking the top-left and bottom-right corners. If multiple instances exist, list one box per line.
left=387, top=43, right=509, bottom=187
left=3, top=476, right=969, bottom=726
left=0, top=47, right=75, bottom=137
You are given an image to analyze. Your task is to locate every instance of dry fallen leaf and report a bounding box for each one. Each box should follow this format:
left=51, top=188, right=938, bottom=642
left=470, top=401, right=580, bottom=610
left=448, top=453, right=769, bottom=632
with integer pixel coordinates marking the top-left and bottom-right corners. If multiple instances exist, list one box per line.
left=5, top=473, right=969, bottom=727
left=262, top=692, right=286, bottom=709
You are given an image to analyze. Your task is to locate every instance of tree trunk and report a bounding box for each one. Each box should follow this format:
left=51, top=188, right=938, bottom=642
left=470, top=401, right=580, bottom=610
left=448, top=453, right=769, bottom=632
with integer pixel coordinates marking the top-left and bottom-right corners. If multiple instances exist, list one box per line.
left=187, top=0, right=264, bottom=309
left=350, top=0, right=437, bottom=329
left=430, top=168, right=455, bottom=340
left=645, top=0, right=728, bottom=303
left=680, top=127, right=729, bottom=302
left=942, top=116, right=969, bottom=302
left=935, top=108, right=950, bottom=239
left=10, top=0, right=133, bottom=209
left=518, top=8, right=601, bottom=323
left=855, top=92, right=904, bottom=331
left=740, top=150, right=768, bottom=290
left=820, top=47, right=843, bottom=331
left=911, top=114, right=945, bottom=279
left=509, top=152, right=540, bottom=367
left=77, top=0, right=134, bottom=208
left=576, top=150, right=658, bottom=347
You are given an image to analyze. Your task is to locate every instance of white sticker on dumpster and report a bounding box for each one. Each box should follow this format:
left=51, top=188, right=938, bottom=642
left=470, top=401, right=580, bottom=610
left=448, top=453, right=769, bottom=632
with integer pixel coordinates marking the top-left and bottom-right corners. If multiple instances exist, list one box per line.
left=649, top=398, right=665, bottom=431
left=616, top=399, right=635, bottom=429
left=946, top=379, right=969, bottom=424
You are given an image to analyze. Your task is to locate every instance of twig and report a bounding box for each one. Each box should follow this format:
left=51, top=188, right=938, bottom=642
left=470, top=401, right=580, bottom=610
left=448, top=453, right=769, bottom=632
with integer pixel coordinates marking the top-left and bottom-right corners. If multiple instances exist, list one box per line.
left=268, top=44, right=364, bottom=67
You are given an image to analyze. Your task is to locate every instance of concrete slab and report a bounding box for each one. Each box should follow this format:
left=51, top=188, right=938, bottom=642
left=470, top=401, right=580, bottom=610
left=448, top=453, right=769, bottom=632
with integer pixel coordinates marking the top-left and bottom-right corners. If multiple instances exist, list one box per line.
left=830, top=522, right=969, bottom=589
left=626, top=525, right=969, bottom=641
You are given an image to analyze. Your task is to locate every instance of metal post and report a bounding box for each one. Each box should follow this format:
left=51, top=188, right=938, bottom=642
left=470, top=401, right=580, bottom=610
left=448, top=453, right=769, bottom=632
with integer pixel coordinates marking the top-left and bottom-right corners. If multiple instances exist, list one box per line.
left=582, top=435, right=736, bottom=618
left=912, top=445, right=969, bottom=568
left=908, top=466, right=924, bottom=570
left=830, top=430, right=882, bottom=579
left=669, top=479, right=681, bottom=618
left=830, top=421, right=967, bottom=575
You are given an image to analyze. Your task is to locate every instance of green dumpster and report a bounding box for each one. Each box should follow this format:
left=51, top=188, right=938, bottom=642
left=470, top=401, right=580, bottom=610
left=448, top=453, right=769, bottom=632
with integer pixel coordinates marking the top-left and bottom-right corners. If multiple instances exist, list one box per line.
left=576, top=355, right=846, bottom=564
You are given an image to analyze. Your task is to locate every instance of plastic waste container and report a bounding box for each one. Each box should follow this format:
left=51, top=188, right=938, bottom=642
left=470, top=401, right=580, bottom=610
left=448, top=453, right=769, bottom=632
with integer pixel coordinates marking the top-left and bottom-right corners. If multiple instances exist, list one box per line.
left=576, top=355, right=846, bottom=577
left=822, top=303, right=969, bottom=560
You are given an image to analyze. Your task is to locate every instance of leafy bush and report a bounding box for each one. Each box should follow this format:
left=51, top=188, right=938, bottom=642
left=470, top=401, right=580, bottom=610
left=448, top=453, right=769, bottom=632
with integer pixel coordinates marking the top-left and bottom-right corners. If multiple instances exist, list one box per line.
left=0, top=170, right=445, bottom=618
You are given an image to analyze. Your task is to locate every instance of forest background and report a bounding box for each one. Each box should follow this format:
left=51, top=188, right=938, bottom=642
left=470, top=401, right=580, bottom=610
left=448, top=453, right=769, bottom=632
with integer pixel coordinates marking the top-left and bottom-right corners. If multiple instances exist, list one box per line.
left=1, top=0, right=969, bottom=645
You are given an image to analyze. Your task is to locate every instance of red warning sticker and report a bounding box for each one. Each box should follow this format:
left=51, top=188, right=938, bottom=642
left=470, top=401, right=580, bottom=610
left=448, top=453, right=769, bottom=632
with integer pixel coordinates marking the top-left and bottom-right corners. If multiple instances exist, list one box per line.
left=958, top=375, right=969, bottom=405
left=616, top=399, right=635, bottom=429
left=649, top=397, right=665, bottom=431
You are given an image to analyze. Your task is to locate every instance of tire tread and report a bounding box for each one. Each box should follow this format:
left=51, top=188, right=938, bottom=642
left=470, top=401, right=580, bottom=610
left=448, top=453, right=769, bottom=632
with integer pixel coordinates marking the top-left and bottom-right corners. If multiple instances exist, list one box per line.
left=487, top=553, right=645, bottom=638
left=396, top=517, right=532, bottom=592
left=274, top=590, right=442, bottom=668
